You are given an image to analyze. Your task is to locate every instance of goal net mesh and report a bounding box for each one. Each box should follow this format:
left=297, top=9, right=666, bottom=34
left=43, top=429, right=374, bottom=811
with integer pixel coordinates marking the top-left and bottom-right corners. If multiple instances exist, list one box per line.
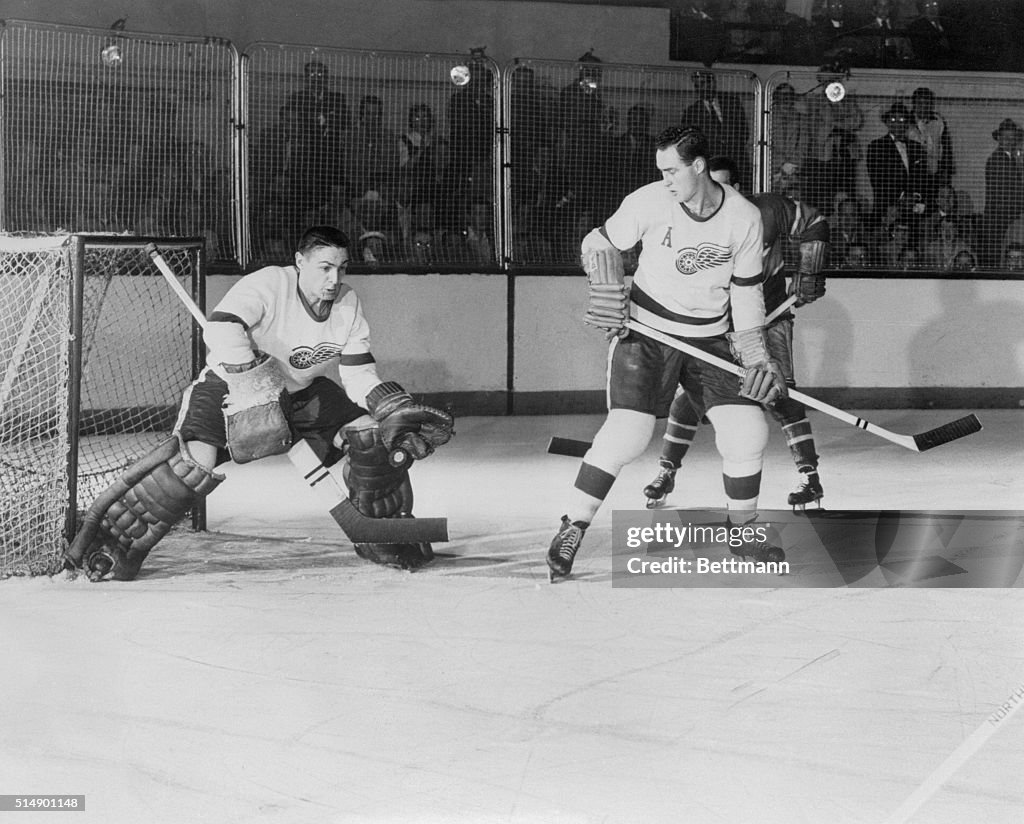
left=0, top=235, right=201, bottom=577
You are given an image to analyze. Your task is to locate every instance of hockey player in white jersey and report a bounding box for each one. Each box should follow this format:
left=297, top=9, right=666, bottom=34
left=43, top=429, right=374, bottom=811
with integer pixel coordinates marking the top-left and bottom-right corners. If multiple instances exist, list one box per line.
left=546, top=126, right=787, bottom=581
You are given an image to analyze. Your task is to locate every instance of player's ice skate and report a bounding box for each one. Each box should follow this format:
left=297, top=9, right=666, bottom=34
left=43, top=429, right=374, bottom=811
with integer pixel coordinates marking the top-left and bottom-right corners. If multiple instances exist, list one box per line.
left=728, top=520, right=786, bottom=565
left=788, top=473, right=824, bottom=512
left=643, top=461, right=677, bottom=508
left=547, top=515, right=587, bottom=582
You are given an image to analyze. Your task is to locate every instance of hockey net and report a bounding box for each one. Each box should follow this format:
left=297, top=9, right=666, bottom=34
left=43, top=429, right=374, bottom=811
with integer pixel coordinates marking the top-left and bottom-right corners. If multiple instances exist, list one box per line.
left=0, top=235, right=202, bottom=577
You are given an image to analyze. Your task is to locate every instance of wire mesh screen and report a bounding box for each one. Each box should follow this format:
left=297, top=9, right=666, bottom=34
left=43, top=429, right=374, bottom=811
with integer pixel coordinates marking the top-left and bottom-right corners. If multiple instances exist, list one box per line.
left=0, top=20, right=238, bottom=265
left=0, top=235, right=73, bottom=576
left=244, top=44, right=501, bottom=269
left=764, top=69, right=1024, bottom=272
left=504, top=61, right=759, bottom=267
left=75, top=240, right=201, bottom=506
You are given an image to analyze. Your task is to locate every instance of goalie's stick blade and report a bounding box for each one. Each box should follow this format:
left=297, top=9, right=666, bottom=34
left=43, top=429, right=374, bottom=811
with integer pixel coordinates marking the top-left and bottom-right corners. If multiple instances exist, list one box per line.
left=329, top=499, right=449, bottom=544
left=548, top=436, right=592, bottom=458
left=912, top=414, right=982, bottom=451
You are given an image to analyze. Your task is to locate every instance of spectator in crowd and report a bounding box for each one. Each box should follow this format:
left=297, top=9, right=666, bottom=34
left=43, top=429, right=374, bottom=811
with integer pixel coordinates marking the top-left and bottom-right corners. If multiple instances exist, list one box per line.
left=683, top=70, right=750, bottom=188
left=866, top=101, right=928, bottom=230
left=907, top=86, right=954, bottom=202
left=551, top=51, right=617, bottom=253
left=768, top=82, right=809, bottom=195
left=669, top=0, right=727, bottom=65
left=908, top=0, right=955, bottom=68
left=407, top=226, right=438, bottom=266
left=448, top=53, right=496, bottom=211
left=722, top=0, right=764, bottom=62
left=616, top=104, right=659, bottom=194
left=951, top=248, right=978, bottom=271
left=1003, top=241, right=1024, bottom=271
left=920, top=182, right=959, bottom=243
left=289, top=61, right=350, bottom=145
left=811, top=0, right=861, bottom=64
left=804, top=63, right=864, bottom=169
left=829, top=193, right=867, bottom=261
left=357, top=230, right=398, bottom=267
left=287, top=61, right=350, bottom=209
left=447, top=200, right=495, bottom=265
left=923, top=214, right=972, bottom=270
left=343, top=95, right=401, bottom=205
left=859, top=0, right=915, bottom=66
left=877, top=220, right=912, bottom=268
left=804, top=127, right=860, bottom=212
left=508, top=66, right=555, bottom=212
left=983, top=117, right=1024, bottom=267
left=843, top=241, right=870, bottom=268
left=398, top=103, right=446, bottom=211
left=755, top=0, right=810, bottom=63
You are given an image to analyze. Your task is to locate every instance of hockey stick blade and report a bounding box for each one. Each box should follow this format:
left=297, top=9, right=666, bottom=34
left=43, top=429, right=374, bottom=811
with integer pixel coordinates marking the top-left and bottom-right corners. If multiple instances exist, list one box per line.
left=912, top=414, right=982, bottom=451
left=548, top=436, right=591, bottom=458
left=329, top=499, right=449, bottom=543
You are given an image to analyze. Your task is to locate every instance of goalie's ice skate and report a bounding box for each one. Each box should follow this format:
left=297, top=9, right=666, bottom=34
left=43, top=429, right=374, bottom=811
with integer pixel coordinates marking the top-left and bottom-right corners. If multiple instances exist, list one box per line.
left=788, top=473, right=824, bottom=512
left=547, top=515, right=587, bottom=582
left=643, top=461, right=677, bottom=509
left=728, top=519, right=786, bottom=565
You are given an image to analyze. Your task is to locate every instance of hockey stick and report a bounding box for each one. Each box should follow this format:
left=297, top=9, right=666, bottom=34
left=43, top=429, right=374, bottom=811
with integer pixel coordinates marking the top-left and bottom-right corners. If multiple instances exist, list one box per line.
left=765, top=293, right=798, bottom=324
left=626, top=319, right=981, bottom=452
left=546, top=297, right=799, bottom=459
left=144, top=243, right=448, bottom=545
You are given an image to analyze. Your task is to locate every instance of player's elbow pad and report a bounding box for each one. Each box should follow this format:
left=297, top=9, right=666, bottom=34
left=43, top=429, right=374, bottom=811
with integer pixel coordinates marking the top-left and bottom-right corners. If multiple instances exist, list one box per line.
left=204, top=320, right=255, bottom=366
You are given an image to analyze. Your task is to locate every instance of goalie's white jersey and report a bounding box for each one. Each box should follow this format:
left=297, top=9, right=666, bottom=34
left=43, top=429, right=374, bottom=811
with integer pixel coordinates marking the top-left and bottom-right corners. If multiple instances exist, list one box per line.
left=602, top=181, right=765, bottom=337
left=203, top=265, right=381, bottom=402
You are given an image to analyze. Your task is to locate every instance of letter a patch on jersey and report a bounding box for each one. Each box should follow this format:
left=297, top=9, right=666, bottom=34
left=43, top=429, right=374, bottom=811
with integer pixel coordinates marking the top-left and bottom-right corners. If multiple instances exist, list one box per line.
left=661, top=227, right=673, bottom=247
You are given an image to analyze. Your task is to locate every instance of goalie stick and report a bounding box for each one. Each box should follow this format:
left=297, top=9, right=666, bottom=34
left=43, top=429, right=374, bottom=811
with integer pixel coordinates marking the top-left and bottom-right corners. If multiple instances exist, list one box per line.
left=144, top=243, right=448, bottom=545
left=625, top=319, right=981, bottom=452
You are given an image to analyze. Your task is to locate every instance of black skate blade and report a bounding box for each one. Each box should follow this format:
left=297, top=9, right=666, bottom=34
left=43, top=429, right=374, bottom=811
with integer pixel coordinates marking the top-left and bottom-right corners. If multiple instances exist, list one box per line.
left=547, top=437, right=592, bottom=458
left=330, top=500, right=448, bottom=544
left=912, top=414, right=982, bottom=451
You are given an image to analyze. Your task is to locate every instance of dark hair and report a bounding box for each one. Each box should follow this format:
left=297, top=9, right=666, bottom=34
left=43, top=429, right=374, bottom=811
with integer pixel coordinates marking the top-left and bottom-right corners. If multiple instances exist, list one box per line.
left=655, top=125, right=708, bottom=164
left=296, top=225, right=350, bottom=256
left=708, top=154, right=739, bottom=182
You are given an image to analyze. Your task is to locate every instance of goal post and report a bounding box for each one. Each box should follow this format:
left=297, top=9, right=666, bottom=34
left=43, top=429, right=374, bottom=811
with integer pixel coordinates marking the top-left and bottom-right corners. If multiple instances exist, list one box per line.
left=0, top=234, right=206, bottom=578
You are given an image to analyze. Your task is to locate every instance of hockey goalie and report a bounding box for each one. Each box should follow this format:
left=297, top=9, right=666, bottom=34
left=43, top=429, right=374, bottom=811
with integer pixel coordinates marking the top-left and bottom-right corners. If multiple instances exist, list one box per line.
left=64, top=226, right=454, bottom=581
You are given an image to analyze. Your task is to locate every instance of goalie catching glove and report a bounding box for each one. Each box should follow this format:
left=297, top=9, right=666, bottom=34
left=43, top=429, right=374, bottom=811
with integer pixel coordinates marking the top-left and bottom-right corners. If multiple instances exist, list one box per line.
left=222, top=352, right=292, bottom=463
left=581, top=247, right=628, bottom=337
left=727, top=327, right=788, bottom=406
left=365, top=381, right=454, bottom=461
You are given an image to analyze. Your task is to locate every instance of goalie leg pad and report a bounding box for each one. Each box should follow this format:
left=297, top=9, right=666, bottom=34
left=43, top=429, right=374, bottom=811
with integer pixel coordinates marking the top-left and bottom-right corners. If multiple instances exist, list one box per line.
left=66, top=437, right=224, bottom=581
left=341, top=420, right=433, bottom=570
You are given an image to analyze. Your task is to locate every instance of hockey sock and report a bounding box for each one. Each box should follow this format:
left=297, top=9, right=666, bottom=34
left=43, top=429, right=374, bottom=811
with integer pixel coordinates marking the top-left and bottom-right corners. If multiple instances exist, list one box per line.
left=662, top=391, right=701, bottom=469
left=781, top=416, right=820, bottom=474
left=566, top=408, right=655, bottom=523
left=707, top=404, right=768, bottom=522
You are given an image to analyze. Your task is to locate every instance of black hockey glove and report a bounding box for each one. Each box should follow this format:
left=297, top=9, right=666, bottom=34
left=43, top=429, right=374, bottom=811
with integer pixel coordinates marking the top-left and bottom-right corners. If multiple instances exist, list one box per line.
left=366, top=381, right=454, bottom=460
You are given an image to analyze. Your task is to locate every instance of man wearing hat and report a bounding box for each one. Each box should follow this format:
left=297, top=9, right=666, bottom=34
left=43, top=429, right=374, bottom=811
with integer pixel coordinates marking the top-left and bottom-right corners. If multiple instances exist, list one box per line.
left=983, top=118, right=1024, bottom=267
left=866, top=101, right=929, bottom=232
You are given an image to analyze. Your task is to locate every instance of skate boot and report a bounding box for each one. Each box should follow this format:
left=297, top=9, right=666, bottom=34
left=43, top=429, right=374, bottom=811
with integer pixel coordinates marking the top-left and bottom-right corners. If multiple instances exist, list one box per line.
left=728, top=519, right=786, bottom=565
left=643, top=461, right=677, bottom=509
left=547, top=515, right=588, bottom=582
left=788, top=472, right=824, bottom=512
